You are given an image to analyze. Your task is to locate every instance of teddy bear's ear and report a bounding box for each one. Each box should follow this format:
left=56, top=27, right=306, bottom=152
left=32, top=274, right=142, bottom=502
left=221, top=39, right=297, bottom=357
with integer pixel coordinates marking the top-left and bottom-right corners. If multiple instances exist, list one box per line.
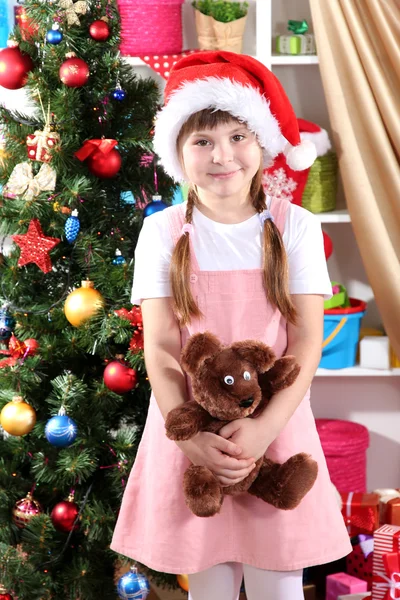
left=230, top=340, right=276, bottom=373
left=181, top=331, right=222, bottom=375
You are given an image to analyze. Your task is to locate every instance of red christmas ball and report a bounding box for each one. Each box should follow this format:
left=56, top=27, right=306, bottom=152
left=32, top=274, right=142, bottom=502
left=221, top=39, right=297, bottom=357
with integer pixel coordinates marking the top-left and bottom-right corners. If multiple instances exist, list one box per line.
left=323, top=231, right=333, bottom=260
left=51, top=497, right=79, bottom=532
left=89, top=19, right=110, bottom=41
left=24, top=338, right=39, bottom=356
left=0, top=44, right=33, bottom=90
left=104, top=361, right=137, bottom=394
left=0, top=590, right=13, bottom=600
left=59, top=54, right=89, bottom=88
left=87, top=148, right=121, bottom=178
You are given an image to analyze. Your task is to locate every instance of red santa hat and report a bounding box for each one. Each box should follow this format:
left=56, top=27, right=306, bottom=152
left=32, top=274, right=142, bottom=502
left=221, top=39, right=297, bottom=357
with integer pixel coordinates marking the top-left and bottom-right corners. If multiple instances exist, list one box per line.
left=153, top=51, right=317, bottom=182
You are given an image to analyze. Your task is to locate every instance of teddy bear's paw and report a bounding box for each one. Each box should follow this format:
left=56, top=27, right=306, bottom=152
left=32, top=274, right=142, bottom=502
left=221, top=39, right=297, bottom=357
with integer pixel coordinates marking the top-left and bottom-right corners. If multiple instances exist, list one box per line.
left=183, top=465, right=223, bottom=517
left=273, top=453, right=318, bottom=510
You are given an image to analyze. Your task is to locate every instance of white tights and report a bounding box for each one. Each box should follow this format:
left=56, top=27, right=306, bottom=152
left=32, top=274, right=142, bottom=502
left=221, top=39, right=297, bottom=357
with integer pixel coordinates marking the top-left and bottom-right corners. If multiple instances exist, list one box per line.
left=188, top=562, right=304, bottom=600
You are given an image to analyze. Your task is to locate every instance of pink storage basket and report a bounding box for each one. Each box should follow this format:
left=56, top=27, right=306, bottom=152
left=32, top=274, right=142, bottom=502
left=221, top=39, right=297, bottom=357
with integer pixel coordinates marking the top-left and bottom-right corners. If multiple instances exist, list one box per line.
left=316, top=418, right=369, bottom=492
left=118, top=0, right=184, bottom=56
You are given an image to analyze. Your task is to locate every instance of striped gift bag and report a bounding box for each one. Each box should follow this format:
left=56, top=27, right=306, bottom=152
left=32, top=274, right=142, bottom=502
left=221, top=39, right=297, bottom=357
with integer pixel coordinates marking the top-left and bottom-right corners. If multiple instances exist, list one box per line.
left=372, top=524, right=400, bottom=599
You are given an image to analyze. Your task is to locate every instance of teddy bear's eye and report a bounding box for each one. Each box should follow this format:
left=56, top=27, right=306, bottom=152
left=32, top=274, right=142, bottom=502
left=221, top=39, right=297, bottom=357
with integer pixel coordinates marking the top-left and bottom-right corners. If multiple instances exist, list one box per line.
left=224, top=375, right=235, bottom=385
left=243, top=371, right=251, bottom=381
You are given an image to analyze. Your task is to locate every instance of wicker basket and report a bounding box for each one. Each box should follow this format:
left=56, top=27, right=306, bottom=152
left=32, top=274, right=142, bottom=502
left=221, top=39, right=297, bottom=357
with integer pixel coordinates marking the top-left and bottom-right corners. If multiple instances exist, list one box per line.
left=118, top=0, right=184, bottom=56
left=301, top=151, right=338, bottom=213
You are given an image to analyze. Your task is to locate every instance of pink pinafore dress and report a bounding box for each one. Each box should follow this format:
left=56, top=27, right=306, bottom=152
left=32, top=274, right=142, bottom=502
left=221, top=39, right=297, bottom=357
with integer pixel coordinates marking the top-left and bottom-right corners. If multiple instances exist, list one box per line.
left=111, top=198, right=351, bottom=574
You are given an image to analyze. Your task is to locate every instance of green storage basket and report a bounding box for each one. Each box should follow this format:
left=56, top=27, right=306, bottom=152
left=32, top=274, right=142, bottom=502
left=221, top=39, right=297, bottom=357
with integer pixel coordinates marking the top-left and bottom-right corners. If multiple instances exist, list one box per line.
left=302, top=151, right=338, bottom=214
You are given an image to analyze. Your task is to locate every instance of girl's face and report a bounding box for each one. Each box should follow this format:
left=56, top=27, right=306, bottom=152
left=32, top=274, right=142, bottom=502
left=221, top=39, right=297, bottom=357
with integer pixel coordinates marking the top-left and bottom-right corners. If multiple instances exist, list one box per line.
left=180, top=119, right=262, bottom=203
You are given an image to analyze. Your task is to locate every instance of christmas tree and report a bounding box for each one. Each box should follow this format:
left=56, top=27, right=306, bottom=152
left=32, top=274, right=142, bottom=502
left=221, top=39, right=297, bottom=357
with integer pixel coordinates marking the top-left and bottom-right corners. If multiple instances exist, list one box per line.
left=0, top=0, right=178, bottom=597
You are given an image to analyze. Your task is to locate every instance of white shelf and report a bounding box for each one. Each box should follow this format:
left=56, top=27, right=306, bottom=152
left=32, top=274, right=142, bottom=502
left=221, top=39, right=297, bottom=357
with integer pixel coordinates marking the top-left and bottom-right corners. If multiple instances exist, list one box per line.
left=123, top=57, right=146, bottom=66
left=271, top=54, right=319, bottom=66
left=315, top=210, right=351, bottom=223
left=316, top=367, right=400, bottom=377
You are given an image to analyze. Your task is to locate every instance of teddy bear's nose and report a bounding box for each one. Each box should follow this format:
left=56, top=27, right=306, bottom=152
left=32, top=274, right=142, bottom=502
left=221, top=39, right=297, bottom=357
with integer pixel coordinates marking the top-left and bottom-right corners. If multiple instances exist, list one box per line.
left=240, top=398, right=254, bottom=408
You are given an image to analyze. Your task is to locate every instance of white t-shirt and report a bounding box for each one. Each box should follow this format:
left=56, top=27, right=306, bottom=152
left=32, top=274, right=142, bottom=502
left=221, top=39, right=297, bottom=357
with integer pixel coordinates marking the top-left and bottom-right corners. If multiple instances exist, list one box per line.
left=131, top=200, right=332, bottom=305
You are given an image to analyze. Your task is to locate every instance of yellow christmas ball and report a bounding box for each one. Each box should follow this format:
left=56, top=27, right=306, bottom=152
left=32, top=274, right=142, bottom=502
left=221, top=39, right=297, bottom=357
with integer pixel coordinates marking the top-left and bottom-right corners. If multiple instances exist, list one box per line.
left=0, top=395, right=36, bottom=436
left=64, top=280, right=105, bottom=327
left=177, top=574, right=189, bottom=592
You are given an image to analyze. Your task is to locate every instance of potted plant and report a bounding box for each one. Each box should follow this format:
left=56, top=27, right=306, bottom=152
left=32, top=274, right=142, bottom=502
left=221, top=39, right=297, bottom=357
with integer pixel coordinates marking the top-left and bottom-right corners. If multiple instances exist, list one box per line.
left=192, top=0, right=249, bottom=53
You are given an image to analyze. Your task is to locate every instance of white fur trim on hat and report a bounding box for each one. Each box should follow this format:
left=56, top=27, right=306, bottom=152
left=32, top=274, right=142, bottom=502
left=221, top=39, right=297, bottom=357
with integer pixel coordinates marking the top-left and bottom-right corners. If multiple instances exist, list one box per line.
left=283, top=139, right=317, bottom=171
left=153, top=77, right=289, bottom=182
left=300, top=128, right=331, bottom=157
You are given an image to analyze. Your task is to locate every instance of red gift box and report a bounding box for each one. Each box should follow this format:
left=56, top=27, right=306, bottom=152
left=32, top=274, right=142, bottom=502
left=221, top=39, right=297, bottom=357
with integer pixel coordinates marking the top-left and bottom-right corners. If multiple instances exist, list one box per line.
left=26, top=130, right=60, bottom=163
left=341, top=492, right=380, bottom=536
left=372, top=524, right=400, bottom=599
left=347, top=543, right=373, bottom=590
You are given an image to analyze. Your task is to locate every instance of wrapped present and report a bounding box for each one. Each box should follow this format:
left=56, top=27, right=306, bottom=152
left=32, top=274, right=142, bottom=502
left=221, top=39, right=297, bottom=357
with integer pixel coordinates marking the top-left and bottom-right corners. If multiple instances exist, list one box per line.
left=373, top=489, right=400, bottom=525
left=276, top=19, right=316, bottom=55
left=326, top=572, right=368, bottom=600
left=372, top=524, right=400, bottom=599
left=341, top=492, right=380, bottom=537
left=26, top=128, right=60, bottom=163
left=346, top=535, right=373, bottom=590
left=276, top=32, right=316, bottom=55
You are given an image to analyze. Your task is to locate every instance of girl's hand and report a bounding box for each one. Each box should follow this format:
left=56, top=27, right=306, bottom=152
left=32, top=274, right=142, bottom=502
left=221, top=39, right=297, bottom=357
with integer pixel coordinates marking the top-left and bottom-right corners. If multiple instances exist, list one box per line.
left=176, top=431, right=256, bottom=487
left=219, top=418, right=273, bottom=462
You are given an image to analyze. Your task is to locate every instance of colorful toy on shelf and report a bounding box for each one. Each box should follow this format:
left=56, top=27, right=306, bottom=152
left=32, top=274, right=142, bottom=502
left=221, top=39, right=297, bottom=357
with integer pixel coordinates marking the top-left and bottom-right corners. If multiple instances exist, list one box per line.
left=320, top=281, right=366, bottom=369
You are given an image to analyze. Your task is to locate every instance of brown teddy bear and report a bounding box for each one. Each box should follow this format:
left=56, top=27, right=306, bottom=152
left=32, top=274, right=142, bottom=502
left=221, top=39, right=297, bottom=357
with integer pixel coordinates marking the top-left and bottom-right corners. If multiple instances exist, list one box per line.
left=165, top=332, right=318, bottom=517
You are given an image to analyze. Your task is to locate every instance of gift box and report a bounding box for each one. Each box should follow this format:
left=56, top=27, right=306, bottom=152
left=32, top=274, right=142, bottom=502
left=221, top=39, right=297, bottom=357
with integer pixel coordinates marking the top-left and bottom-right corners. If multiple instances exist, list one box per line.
left=326, top=572, right=368, bottom=600
left=346, top=536, right=373, bottom=590
left=276, top=32, right=316, bottom=55
left=340, top=492, right=380, bottom=537
left=373, top=489, right=400, bottom=525
left=372, top=524, right=400, bottom=599
left=26, top=129, right=60, bottom=163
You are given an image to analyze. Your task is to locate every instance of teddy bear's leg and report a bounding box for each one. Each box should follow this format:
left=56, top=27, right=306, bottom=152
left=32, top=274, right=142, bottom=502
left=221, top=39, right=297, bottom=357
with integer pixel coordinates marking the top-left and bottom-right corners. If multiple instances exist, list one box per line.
left=248, top=453, right=318, bottom=510
left=183, top=465, right=224, bottom=517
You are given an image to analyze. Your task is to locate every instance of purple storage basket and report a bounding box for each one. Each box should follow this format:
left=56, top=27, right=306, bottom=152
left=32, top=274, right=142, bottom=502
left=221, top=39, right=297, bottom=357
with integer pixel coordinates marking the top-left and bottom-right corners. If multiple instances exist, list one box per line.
left=316, top=418, right=369, bottom=492
left=118, top=0, right=184, bottom=56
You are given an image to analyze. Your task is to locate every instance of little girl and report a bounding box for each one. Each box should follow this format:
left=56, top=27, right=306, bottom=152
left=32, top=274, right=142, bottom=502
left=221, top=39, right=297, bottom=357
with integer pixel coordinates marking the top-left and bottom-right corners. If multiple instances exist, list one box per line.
left=111, top=51, right=351, bottom=600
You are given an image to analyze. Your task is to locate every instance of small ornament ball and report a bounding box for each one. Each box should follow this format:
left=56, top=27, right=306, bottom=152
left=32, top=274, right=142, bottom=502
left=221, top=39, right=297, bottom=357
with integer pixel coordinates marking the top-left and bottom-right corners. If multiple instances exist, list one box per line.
left=59, top=53, right=89, bottom=88
left=143, top=195, right=168, bottom=218
left=111, top=84, right=126, bottom=101
left=0, top=586, right=13, bottom=600
left=104, top=361, right=137, bottom=394
left=87, top=148, right=122, bottom=178
left=24, top=338, right=39, bottom=356
left=0, top=396, right=36, bottom=436
left=46, top=23, right=63, bottom=45
left=45, top=411, right=78, bottom=447
left=0, top=42, right=33, bottom=90
left=89, top=19, right=110, bottom=41
left=51, top=494, right=79, bottom=532
left=117, top=566, right=150, bottom=600
left=112, top=249, right=126, bottom=265
left=12, top=492, right=43, bottom=528
left=0, top=305, right=16, bottom=341
left=64, top=280, right=104, bottom=327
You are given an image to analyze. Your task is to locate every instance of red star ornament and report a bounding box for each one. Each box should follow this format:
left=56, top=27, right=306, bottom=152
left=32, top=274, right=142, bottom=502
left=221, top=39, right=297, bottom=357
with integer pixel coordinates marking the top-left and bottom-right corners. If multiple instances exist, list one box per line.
left=12, top=218, right=60, bottom=273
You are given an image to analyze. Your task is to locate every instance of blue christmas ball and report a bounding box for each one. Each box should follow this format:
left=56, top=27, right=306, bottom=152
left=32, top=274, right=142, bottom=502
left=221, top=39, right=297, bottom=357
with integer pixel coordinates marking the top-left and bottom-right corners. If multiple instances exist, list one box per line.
left=65, top=211, right=80, bottom=243
left=45, top=415, right=78, bottom=448
left=0, top=307, right=16, bottom=341
left=112, top=88, right=126, bottom=101
left=143, top=196, right=168, bottom=218
left=46, top=28, right=63, bottom=45
left=117, top=568, right=150, bottom=600
left=112, top=249, right=126, bottom=265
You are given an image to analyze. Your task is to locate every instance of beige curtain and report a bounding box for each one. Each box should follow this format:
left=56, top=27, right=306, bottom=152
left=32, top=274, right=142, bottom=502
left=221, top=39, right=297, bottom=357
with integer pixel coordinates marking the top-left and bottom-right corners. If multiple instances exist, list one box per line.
left=309, top=0, right=400, bottom=358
